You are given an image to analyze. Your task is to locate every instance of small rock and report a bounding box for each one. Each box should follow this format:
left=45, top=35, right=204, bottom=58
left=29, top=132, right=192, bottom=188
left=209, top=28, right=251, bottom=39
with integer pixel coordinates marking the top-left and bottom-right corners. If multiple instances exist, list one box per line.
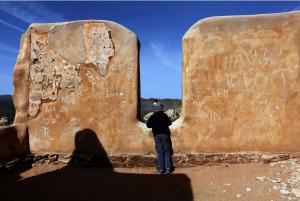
left=58, top=158, right=72, bottom=164
left=255, top=176, right=266, bottom=181
left=236, top=194, right=242, bottom=198
left=280, top=189, right=290, bottom=195
left=292, top=188, right=300, bottom=198
left=246, top=188, right=252, bottom=192
left=280, top=182, right=288, bottom=189
left=262, top=155, right=274, bottom=163
left=49, top=154, right=58, bottom=163
left=269, top=178, right=281, bottom=183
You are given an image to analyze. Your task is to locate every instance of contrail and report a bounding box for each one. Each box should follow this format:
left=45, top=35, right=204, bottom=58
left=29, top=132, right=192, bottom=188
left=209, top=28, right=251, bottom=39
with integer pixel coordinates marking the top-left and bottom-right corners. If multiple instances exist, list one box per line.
left=0, top=19, right=25, bottom=33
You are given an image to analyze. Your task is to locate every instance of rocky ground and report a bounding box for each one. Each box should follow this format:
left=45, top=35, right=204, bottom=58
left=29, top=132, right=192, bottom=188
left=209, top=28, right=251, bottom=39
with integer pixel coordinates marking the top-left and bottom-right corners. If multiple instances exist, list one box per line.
left=0, top=158, right=299, bottom=201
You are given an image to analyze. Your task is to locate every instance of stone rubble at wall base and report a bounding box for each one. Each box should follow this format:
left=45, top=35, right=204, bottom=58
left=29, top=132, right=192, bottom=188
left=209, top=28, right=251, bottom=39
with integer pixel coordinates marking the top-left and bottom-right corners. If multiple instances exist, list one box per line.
left=24, top=153, right=300, bottom=168
left=254, top=159, right=300, bottom=200
left=1, top=12, right=300, bottom=167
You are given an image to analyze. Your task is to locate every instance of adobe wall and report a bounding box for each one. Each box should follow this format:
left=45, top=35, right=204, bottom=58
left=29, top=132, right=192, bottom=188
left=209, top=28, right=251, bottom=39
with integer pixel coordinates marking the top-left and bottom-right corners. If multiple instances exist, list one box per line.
left=12, top=20, right=153, bottom=156
left=177, top=11, right=300, bottom=153
left=2, top=11, right=300, bottom=160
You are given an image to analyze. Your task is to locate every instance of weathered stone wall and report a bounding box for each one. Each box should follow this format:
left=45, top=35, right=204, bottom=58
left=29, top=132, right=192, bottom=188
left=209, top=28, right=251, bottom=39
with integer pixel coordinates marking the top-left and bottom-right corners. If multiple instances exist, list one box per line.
left=0, top=125, right=28, bottom=158
left=177, top=11, right=300, bottom=153
left=2, top=11, right=300, bottom=162
left=12, top=20, right=153, bottom=156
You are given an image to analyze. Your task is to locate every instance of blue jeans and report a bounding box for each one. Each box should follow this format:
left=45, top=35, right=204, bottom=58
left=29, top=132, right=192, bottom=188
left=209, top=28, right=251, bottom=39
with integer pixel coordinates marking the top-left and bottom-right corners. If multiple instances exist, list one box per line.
left=154, top=134, right=173, bottom=170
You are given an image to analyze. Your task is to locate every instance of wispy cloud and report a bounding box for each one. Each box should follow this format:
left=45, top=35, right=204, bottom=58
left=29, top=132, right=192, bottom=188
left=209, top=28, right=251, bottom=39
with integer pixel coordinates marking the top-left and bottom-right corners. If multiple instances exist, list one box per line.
left=282, top=5, right=300, bottom=12
left=0, top=19, right=25, bottom=33
left=149, top=40, right=181, bottom=72
left=0, top=2, right=67, bottom=24
left=0, top=43, right=19, bottom=54
left=291, top=6, right=300, bottom=11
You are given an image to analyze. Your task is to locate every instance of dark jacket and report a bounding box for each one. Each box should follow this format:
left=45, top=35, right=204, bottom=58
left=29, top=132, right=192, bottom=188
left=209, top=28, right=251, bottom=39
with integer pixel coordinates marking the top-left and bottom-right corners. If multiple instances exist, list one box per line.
left=146, top=111, right=172, bottom=136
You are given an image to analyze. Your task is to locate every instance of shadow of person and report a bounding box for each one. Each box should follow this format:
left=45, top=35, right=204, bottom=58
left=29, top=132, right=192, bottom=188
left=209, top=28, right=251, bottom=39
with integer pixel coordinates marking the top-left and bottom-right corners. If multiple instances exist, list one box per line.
left=70, top=129, right=113, bottom=168
left=0, top=128, right=193, bottom=201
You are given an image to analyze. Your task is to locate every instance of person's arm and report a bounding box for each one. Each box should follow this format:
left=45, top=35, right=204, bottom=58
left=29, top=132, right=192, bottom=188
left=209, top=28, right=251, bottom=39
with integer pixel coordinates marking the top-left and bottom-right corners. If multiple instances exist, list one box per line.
left=167, top=117, right=172, bottom=126
left=164, top=113, right=172, bottom=126
left=146, top=116, right=152, bottom=128
left=168, top=118, right=172, bottom=126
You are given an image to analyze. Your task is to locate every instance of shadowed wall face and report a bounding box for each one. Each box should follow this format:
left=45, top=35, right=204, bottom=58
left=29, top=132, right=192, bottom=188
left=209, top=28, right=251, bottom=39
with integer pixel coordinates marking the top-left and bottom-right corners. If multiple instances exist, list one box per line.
left=179, top=11, right=300, bottom=152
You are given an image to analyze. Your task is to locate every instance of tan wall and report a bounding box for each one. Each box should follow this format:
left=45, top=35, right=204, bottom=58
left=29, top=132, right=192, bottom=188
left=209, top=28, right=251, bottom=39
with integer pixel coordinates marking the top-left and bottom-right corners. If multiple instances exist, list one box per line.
left=178, top=11, right=300, bottom=153
left=12, top=20, right=153, bottom=156
left=0, top=125, right=28, bottom=158
left=6, top=12, right=300, bottom=157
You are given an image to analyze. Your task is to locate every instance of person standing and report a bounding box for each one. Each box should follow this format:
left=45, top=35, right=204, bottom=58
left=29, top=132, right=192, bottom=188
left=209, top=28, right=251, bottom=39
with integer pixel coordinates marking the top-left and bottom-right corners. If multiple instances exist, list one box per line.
left=146, top=99, right=174, bottom=174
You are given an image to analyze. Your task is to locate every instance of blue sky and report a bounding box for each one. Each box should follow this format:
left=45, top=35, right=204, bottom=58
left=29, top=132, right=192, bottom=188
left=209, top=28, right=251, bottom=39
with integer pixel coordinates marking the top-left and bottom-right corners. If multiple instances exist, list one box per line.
left=1, top=1, right=300, bottom=99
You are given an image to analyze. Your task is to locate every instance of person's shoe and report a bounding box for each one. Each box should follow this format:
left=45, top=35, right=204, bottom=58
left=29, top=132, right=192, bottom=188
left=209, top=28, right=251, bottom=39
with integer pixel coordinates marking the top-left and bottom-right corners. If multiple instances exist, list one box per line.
left=166, top=166, right=175, bottom=174
left=155, top=167, right=165, bottom=174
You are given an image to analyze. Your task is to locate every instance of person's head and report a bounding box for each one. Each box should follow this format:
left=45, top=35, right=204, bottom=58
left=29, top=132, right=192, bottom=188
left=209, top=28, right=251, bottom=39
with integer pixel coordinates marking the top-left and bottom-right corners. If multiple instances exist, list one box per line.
left=153, top=98, right=159, bottom=105
left=152, top=101, right=164, bottom=112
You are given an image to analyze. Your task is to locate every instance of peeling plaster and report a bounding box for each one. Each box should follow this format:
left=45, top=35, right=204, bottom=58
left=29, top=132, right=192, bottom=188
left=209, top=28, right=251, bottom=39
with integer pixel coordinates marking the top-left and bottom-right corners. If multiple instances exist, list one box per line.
left=28, top=23, right=115, bottom=117
left=84, top=23, right=115, bottom=76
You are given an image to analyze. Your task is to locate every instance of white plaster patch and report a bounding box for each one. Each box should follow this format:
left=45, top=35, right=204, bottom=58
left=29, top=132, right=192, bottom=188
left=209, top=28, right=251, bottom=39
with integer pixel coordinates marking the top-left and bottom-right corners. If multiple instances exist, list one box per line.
left=84, top=23, right=115, bottom=76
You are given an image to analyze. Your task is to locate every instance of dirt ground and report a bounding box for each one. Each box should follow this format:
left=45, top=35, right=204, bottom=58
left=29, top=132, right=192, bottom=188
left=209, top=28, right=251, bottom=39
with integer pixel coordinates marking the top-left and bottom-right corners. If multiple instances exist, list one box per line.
left=0, top=159, right=299, bottom=201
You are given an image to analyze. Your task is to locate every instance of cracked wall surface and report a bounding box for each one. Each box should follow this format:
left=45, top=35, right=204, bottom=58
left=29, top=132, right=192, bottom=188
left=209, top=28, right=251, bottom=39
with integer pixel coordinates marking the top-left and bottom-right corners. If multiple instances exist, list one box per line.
left=29, top=29, right=82, bottom=117
left=28, top=22, right=115, bottom=118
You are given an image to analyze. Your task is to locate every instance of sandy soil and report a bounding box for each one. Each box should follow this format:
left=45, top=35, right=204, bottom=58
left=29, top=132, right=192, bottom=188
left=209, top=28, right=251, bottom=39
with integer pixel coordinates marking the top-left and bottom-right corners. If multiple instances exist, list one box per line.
left=0, top=159, right=299, bottom=201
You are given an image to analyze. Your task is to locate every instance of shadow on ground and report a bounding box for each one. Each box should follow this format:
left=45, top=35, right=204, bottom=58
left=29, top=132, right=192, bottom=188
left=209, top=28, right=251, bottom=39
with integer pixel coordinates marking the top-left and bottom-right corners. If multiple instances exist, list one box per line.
left=0, top=129, right=193, bottom=201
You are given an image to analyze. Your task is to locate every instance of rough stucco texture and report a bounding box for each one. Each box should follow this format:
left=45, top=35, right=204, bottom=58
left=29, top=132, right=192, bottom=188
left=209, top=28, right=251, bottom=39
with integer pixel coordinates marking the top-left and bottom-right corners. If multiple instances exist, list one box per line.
left=178, top=11, right=300, bottom=153
left=13, top=21, right=152, bottom=155
left=11, top=12, right=300, bottom=156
